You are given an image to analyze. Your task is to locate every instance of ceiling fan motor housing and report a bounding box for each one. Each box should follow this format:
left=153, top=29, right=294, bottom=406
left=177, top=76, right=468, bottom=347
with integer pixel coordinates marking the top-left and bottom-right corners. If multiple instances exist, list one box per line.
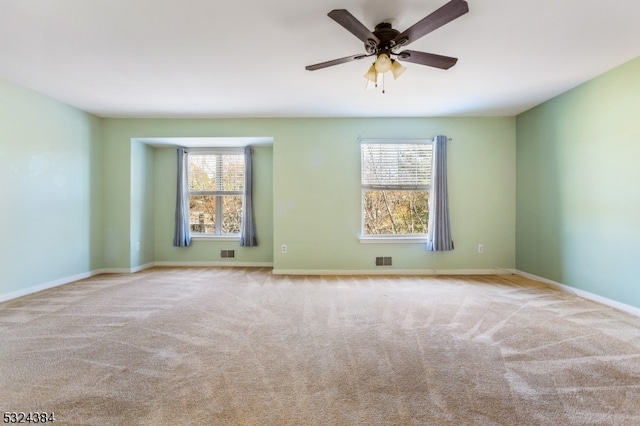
left=366, top=22, right=401, bottom=55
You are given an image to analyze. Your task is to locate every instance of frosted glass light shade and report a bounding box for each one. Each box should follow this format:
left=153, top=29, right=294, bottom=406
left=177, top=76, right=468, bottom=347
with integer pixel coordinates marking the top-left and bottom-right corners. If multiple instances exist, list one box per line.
left=364, top=64, right=378, bottom=82
left=374, top=53, right=392, bottom=73
left=390, top=60, right=407, bottom=79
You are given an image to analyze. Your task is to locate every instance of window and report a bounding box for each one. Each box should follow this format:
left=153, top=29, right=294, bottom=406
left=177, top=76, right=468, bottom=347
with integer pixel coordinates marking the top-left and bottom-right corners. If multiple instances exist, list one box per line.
left=188, top=151, right=244, bottom=236
left=361, top=140, right=432, bottom=236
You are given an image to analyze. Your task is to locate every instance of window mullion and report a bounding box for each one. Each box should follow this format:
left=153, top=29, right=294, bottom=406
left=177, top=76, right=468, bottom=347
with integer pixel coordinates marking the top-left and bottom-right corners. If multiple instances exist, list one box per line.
left=215, top=196, right=222, bottom=235
left=216, top=155, right=223, bottom=234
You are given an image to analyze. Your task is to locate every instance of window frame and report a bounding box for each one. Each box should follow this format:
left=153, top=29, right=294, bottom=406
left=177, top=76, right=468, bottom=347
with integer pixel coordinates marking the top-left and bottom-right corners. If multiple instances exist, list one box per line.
left=187, top=148, right=245, bottom=240
left=359, top=139, right=433, bottom=244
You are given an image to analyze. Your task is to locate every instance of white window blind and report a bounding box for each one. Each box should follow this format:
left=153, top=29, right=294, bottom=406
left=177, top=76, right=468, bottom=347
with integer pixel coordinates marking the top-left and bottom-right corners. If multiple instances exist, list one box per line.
left=361, top=142, right=433, bottom=190
left=189, top=153, right=244, bottom=194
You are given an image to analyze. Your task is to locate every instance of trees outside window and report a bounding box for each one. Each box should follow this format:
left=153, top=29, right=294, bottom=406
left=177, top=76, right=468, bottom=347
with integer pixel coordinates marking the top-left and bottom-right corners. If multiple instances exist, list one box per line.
left=361, top=142, right=432, bottom=235
left=188, top=152, right=244, bottom=235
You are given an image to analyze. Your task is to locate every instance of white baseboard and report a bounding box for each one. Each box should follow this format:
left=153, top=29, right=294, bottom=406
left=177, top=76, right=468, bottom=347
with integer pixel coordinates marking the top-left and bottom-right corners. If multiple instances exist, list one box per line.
left=131, top=262, right=156, bottom=273
left=104, top=261, right=274, bottom=273
left=514, top=270, right=640, bottom=318
left=100, top=268, right=138, bottom=274
left=154, top=261, right=274, bottom=268
left=0, top=270, right=104, bottom=303
left=272, top=268, right=513, bottom=276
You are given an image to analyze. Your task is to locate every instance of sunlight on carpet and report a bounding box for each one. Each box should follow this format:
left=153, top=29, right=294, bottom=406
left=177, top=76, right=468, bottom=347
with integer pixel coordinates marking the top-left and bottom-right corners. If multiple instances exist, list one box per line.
left=1, top=268, right=640, bottom=425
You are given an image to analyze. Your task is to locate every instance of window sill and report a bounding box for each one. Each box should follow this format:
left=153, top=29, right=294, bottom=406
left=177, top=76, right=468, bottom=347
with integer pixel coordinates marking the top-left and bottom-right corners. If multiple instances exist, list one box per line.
left=191, top=234, right=240, bottom=242
left=358, top=236, right=428, bottom=244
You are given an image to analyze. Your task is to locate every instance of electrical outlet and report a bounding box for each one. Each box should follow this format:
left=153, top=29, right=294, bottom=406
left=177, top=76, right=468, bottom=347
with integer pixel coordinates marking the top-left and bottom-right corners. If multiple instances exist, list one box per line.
left=281, top=244, right=287, bottom=254
left=136, top=242, right=141, bottom=251
left=478, top=244, right=484, bottom=253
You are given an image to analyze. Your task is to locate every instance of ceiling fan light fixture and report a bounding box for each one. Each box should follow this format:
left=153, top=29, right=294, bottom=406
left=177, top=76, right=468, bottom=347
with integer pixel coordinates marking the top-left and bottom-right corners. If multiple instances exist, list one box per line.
left=374, top=53, right=392, bottom=73
left=307, top=2, right=470, bottom=89
left=364, top=64, right=378, bottom=83
left=390, top=59, right=407, bottom=79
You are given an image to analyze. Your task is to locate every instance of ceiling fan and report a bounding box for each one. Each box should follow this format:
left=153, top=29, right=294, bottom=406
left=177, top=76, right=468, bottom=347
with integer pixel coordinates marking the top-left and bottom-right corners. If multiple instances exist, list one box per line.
left=305, top=0, right=469, bottom=84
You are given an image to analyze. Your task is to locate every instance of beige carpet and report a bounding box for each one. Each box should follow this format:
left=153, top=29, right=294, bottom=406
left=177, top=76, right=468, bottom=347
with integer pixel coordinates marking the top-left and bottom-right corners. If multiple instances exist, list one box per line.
left=1, top=268, right=640, bottom=425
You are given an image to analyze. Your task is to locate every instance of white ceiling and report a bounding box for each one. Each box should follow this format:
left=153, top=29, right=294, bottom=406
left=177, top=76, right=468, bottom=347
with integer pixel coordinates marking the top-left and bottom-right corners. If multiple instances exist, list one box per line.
left=1, top=0, right=639, bottom=118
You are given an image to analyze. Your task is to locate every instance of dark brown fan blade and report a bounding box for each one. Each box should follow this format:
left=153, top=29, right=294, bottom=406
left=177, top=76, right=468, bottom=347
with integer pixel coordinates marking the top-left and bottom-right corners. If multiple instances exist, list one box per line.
left=328, top=9, right=380, bottom=46
left=305, top=54, right=369, bottom=71
left=394, top=0, right=468, bottom=47
left=397, top=50, right=458, bottom=69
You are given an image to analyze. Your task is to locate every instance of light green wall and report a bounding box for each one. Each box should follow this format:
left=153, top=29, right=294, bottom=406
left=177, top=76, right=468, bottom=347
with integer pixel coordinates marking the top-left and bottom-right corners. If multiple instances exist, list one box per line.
left=0, top=79, right=516, bottom=298
left=102, top=119, right=133, bottom=269
left=102, top=119, right=278, bottom=268
left=5, top=55, right=638, bottom=305
left=102, top=117, right=515, bottom=272
left=0, top=77, right=103, bottom=296
left=516, top=56, right=640, bottom=307
left=130, top=141, right=156, bottom=269
left=272, top=118, right=515, bottom=272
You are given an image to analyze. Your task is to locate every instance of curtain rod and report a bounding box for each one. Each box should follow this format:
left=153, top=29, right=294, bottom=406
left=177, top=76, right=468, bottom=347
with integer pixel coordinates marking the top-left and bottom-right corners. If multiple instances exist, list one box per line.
left=358, top=137, right=452, bottom=142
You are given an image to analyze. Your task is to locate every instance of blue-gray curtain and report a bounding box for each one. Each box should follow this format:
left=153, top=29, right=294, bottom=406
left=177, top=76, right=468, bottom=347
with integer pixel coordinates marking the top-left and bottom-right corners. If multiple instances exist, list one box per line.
left=173, top=148, right=191, bottom=247
left=240, top=146, right=258, bottom=247
left=426, top=135, right=454, bottom=251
